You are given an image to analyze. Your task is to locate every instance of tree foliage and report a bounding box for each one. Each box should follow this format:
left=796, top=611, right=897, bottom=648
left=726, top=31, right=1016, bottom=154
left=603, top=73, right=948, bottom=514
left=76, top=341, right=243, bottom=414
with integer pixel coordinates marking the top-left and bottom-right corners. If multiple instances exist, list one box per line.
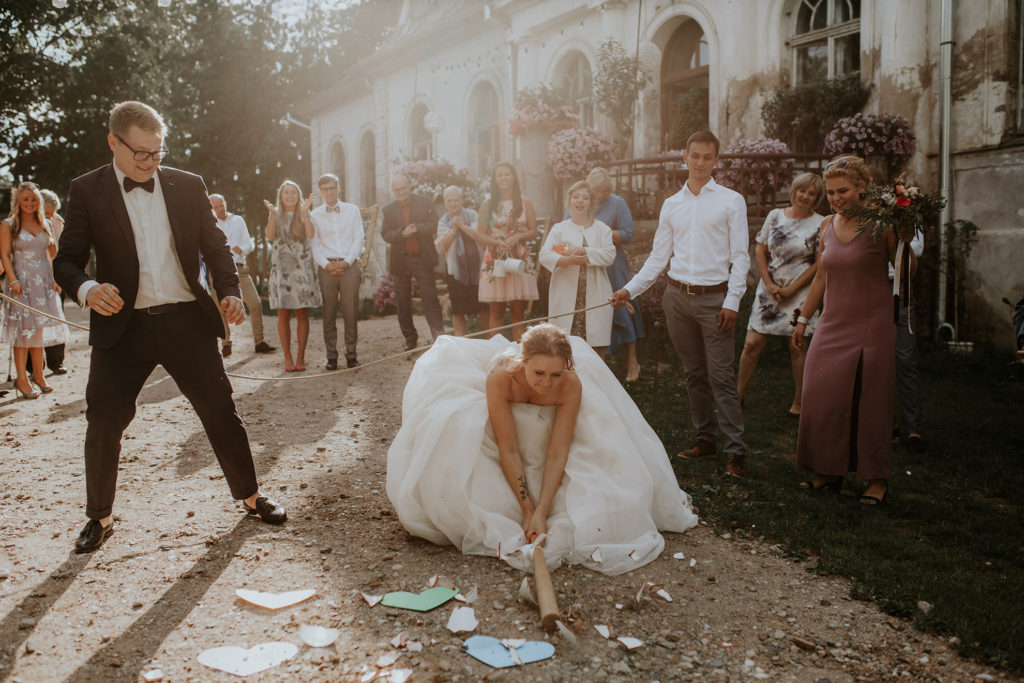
left=0, top=0, right=399, bottom=224
left=593, top=37, right=651, bottom=156
left=760, top=74, right=872, bottom=153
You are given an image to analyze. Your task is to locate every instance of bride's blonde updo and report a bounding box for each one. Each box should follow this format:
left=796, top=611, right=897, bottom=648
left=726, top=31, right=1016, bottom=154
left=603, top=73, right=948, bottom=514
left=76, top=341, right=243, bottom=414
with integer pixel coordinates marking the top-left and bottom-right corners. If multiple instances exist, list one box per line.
left=517, top=323, right=574, bottom=370
left=823, top=154, right=872, bottom=189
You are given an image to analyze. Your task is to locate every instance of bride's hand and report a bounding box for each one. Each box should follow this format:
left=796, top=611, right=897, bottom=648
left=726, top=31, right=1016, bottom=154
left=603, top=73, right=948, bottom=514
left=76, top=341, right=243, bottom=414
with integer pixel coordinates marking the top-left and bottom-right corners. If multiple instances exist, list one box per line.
left=522, top=509, right=547, bottom=545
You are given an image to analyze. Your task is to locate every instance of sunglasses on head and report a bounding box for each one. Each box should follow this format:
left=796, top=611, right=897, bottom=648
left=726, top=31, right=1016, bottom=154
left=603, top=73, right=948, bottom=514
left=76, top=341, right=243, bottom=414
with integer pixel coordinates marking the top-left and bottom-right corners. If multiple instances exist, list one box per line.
left=826, top=160, right=850, bottom=172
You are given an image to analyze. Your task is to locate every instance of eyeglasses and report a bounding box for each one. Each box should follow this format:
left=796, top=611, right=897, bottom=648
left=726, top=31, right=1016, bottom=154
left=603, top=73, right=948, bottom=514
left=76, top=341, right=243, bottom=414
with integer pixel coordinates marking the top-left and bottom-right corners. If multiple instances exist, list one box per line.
left=115, top=133, right=169, bottom=162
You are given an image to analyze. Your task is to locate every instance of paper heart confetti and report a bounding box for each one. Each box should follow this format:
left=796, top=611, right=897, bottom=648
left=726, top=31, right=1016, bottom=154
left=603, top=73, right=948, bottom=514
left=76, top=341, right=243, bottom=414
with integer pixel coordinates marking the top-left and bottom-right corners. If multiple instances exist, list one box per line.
left=673, top=552, right=685, bottom=560
left=361, top=591, right=383, bottom=607
left=463, top=635, right=555, bottom=668
left=594, top=624, right=610, bottom=639
left=381, top=586, right=458, bottom=612
left=446, top=605, right=478, bottom=633
left=617, top=636, right=644, bottom=650
left=198, top=642, right=298, bottom=677
left=454, top=586, right=478, bottom=603
left=235, top=588, right=315, bottom=610
left=299, top=624, right=340, bottom=647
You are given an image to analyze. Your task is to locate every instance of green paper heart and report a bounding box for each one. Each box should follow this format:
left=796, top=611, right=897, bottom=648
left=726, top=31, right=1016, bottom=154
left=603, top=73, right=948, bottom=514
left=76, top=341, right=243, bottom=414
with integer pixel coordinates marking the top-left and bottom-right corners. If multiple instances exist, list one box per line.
left=380, top=586, right=458, bottom=612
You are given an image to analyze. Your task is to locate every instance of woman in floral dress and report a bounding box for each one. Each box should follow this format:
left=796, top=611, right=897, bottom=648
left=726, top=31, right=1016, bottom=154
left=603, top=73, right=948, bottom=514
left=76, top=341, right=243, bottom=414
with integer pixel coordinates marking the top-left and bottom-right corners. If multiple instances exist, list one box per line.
left=477, top=163, right=539, bottom=340
left=264, top=180, right=321, bottom=372
left=0, top=182, right=69, bottom=398
left=737, top=173, right=825, bottom=416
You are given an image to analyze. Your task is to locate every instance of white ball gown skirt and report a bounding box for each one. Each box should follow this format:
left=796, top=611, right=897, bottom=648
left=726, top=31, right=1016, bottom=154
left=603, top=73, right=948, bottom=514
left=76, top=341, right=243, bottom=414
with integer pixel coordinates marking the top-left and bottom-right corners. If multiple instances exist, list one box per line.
left=385, top=334, right=698, bottom=576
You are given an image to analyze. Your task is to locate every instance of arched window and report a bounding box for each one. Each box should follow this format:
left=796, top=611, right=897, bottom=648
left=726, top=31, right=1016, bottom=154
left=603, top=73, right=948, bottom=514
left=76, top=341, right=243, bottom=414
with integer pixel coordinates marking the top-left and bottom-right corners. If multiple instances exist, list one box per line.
left=360, top=131, right=376, bottom=207
left=330, top=141, right=346, bottom=201
left=468, top=81, right=500, bottom=178
left=409, top=102, right=432, bottom=160
left=557, top=51, right=593, bottom=127
left=790, top=0, right=861, bottom=83
left=661, top=19, right=709, bottom=150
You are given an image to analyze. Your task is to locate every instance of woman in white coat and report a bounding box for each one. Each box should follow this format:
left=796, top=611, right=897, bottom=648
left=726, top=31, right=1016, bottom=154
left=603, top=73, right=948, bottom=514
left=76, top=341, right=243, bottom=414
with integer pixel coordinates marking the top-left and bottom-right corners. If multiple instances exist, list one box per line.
left=539, top=180, right=616, bottom=352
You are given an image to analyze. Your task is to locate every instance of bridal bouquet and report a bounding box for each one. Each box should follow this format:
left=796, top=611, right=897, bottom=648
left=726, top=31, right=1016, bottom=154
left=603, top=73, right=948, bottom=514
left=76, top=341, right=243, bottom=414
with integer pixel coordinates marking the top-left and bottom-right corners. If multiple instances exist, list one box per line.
left=844, top=177, right=945, bottom=243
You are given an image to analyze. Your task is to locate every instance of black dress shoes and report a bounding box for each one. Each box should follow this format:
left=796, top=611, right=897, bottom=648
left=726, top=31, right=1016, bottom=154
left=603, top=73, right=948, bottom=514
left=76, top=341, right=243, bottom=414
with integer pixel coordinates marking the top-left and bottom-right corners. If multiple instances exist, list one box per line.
left=222, top=342, right=232, bottom=358
left=325, top=359, right=338, bottom=371
left=52, top=364, right=68, bottom=375
left=75, top=519, right=114, bottom=553
left=347, top=359, right=360, bottom=368
left=243, top=496, right=287, bottom=524
left=254, top=342, right=276, bottom=353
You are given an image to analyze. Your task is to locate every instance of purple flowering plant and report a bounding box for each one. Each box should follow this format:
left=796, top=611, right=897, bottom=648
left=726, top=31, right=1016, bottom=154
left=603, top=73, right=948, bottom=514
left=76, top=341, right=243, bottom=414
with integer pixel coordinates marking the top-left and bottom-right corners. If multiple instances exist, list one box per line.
left=373, top=272, right=397, bottom=315
left=823, top=112, right=916, bottom=180
left=717, top=138, right=795, bottom=195
left=546, top=127, right=617, bottom=182
left=509, top=84, right=579, bottom=136
left=395, top=158, right=479, bottom=204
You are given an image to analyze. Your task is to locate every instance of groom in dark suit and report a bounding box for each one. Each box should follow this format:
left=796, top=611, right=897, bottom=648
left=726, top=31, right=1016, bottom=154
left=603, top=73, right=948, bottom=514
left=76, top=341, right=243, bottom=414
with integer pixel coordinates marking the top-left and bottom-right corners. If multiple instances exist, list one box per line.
left=54, top=101, right=286, bottom=553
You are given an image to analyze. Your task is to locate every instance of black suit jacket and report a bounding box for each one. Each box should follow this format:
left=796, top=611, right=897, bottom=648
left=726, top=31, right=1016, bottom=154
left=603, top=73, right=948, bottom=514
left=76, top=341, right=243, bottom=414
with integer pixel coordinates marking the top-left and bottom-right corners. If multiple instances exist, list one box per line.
left=53, top=163, right=240, bottom=349
left=380, top=193, right=439, bottom=275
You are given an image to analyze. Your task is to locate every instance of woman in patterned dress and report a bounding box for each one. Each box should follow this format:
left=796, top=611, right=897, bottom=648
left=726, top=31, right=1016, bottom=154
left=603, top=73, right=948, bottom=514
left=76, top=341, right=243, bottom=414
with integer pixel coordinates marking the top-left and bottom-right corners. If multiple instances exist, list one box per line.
left=0, top=182, right=69, bottom=398
left=477, top=163, right=539, bottom=340
left=263, top=180, right=321, bottom=372
left=737, top=173, right=825, bottom=416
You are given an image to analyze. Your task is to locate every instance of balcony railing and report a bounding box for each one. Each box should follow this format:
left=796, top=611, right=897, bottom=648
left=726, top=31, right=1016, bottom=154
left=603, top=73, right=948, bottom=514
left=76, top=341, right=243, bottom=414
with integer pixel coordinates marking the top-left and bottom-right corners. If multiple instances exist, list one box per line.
left=607, top=152, right=832, bottom=221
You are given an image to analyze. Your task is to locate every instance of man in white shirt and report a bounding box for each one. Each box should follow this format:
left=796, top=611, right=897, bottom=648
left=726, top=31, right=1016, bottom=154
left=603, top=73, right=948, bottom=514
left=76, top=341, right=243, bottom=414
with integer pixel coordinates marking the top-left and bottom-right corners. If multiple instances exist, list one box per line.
left=53, top=101, right=286, bottom=554
left=612, top=130, right=750, bottom=477
left=209, top=193, right=274, bottom=356
left=309, top=173, right=364, bottom=370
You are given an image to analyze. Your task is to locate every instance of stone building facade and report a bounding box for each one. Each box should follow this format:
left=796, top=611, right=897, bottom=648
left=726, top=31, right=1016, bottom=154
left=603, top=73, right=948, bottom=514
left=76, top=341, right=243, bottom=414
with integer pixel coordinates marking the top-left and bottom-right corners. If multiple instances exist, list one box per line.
left=302, top=0, right=1023, bottom=347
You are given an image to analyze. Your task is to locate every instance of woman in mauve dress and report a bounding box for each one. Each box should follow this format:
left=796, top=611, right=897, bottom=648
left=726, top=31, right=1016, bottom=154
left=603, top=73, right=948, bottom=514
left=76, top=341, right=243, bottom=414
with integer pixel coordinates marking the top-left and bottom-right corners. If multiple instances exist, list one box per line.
left=791, top=156, right=915, bottom=505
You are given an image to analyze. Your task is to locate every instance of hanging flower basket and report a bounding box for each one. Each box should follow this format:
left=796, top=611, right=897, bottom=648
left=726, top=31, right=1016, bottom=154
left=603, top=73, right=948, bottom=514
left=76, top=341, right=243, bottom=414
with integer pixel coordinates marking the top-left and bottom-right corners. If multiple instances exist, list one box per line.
left=717, top=138, right=796, bottom=196
left=546, top=127, right=617, bottom=182
left=823, top=112, right=916, bottom=181
left=508, top=84, right=579, bottom=137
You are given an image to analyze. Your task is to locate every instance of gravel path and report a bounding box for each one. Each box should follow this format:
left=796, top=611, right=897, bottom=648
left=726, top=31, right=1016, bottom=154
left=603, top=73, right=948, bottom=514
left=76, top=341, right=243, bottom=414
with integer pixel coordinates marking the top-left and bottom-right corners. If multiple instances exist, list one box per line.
left=0, top=307, right=1011, bottom=682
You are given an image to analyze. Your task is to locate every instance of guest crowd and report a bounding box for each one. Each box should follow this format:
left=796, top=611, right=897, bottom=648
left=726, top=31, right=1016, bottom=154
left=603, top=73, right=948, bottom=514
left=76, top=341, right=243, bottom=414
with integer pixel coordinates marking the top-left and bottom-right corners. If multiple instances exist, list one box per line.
left=8, top=120, right=1012, bottom=507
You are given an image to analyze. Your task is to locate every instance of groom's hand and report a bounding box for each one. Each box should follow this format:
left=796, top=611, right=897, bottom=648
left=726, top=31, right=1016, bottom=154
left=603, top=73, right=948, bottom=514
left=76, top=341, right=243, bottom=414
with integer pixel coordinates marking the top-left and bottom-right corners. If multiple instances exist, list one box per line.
left=85, top=283, right=124, bottom=316
left=220, top=295, right=246, bottom=325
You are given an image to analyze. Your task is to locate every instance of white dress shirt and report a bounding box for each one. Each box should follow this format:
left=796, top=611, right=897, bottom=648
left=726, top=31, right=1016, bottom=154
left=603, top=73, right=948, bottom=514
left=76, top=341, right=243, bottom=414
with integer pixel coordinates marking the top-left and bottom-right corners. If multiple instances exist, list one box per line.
left=216, top=213, right=254, bottom=266
left=309, top=201, right=365, bottom=269
left=624, top=177, right=750, bottom=311
left=78, top=165, right=195, bottom=308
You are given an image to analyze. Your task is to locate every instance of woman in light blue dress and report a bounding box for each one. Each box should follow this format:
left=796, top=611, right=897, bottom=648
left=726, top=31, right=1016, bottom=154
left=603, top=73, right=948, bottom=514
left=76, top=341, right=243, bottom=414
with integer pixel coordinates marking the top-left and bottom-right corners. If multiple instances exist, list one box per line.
left=587, top=168, right=644, bottom=381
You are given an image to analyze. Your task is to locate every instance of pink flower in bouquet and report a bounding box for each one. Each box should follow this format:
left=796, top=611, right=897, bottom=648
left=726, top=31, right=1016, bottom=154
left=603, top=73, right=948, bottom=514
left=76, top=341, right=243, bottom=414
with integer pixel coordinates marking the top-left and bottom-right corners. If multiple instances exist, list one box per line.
left=895, top=185, right=905, bottom=195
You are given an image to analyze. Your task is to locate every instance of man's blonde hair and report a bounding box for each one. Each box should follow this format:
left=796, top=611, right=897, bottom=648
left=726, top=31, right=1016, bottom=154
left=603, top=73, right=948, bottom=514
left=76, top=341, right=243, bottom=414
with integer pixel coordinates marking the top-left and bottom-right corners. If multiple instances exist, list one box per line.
left=108, top=101, right=166, bottom=137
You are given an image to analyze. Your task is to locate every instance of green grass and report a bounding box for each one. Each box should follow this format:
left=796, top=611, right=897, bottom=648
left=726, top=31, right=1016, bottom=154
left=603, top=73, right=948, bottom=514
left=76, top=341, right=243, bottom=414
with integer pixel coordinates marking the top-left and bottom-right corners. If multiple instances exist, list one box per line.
left=611, top=313, right=1024, bottom=674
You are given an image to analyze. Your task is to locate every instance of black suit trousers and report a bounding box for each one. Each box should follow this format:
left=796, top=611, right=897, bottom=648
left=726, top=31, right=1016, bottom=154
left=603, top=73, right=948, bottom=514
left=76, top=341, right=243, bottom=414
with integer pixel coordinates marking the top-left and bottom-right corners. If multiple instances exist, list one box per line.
left=83, top=301, right=258, bottom=519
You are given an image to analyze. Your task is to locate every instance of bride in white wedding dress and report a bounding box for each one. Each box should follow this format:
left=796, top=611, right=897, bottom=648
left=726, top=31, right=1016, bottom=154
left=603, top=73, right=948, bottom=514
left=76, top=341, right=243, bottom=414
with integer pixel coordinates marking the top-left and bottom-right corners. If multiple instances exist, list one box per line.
left=386, top=323, right=697, bottom=576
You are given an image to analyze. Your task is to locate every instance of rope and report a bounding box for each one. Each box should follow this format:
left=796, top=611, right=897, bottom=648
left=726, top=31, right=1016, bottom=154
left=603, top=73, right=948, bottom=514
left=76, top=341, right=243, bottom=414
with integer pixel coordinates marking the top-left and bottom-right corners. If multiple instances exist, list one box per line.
left=0, top=290, right=631, bottom=382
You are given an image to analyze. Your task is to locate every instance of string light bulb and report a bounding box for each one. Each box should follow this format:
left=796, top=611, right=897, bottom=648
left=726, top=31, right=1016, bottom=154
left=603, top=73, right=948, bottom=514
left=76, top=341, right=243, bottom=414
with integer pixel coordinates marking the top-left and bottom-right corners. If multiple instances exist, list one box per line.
left=157, top=0, right=172, bottom=7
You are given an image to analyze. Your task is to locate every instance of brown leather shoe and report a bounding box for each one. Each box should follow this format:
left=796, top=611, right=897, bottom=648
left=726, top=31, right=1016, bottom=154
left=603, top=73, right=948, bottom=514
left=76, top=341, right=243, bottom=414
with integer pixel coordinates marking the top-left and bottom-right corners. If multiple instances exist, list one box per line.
left=678, top=440, right=716, bottom=459
left=725, top=456, right=746, bottom=478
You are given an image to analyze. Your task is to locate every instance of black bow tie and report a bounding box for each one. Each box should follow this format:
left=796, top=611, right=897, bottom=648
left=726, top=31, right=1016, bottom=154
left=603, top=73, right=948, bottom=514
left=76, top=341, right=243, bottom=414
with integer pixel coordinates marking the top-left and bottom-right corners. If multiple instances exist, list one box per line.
left=123, top=176, right=155, bottom=193
left=326, top=205, right=340, bottom=213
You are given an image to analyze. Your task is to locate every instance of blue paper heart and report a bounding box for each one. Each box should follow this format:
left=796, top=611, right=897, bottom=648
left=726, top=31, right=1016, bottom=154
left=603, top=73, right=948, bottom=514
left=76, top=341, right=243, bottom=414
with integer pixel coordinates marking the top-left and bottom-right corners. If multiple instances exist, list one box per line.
left=463, top=635, right=555, bottom=668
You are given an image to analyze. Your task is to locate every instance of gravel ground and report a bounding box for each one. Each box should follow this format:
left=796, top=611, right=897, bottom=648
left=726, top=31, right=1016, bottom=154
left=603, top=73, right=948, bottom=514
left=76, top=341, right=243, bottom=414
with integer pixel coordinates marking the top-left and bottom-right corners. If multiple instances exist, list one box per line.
left=0, top=305, right=1013, bottom=682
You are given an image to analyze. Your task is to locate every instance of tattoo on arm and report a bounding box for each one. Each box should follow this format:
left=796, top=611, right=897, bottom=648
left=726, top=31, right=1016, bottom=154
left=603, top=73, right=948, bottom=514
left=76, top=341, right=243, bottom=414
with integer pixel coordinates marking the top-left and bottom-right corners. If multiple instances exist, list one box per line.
left=518, top=475, right=528, bottom=501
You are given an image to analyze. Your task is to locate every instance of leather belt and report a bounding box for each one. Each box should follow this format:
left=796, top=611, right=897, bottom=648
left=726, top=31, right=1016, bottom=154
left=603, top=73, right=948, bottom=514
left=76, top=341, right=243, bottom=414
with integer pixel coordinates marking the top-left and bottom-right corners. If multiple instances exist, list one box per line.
left=667, top=278, right=728, bottom=295
left=136, top=301, right=195, bottom=315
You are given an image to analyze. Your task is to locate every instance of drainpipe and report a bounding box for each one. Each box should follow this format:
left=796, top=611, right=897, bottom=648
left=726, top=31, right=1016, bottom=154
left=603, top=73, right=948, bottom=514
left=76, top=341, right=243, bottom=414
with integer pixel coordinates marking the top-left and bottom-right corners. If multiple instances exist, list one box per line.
left=936, top=0, right=955, bottom=342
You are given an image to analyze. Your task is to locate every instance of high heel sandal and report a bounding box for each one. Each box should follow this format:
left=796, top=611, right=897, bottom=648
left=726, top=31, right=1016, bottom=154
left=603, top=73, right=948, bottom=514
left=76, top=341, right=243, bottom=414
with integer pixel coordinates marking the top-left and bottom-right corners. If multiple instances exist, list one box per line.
left=31, top=376, right=54, bottom=394
left=859, top=481, right=888, bottom=505
left=800, top=476, right=841, bottom=494
left=15, top=380, right=39, bottom=400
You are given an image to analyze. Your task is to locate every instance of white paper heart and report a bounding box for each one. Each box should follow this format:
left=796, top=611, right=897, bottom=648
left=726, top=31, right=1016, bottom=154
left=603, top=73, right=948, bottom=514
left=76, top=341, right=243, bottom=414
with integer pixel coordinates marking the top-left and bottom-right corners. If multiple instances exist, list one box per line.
left=299, top=624, right=340, bottom=647
left=198, top=642, right=298, bottom=676
left=235, top=588, right=315, bottom=610
left=446, top=605, right=478, bottom=633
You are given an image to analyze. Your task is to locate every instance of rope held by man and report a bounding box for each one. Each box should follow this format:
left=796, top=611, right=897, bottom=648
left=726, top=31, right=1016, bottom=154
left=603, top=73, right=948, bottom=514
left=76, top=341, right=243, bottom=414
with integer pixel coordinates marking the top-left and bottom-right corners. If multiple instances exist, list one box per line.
left=0, top=290, right=631, bottom=382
